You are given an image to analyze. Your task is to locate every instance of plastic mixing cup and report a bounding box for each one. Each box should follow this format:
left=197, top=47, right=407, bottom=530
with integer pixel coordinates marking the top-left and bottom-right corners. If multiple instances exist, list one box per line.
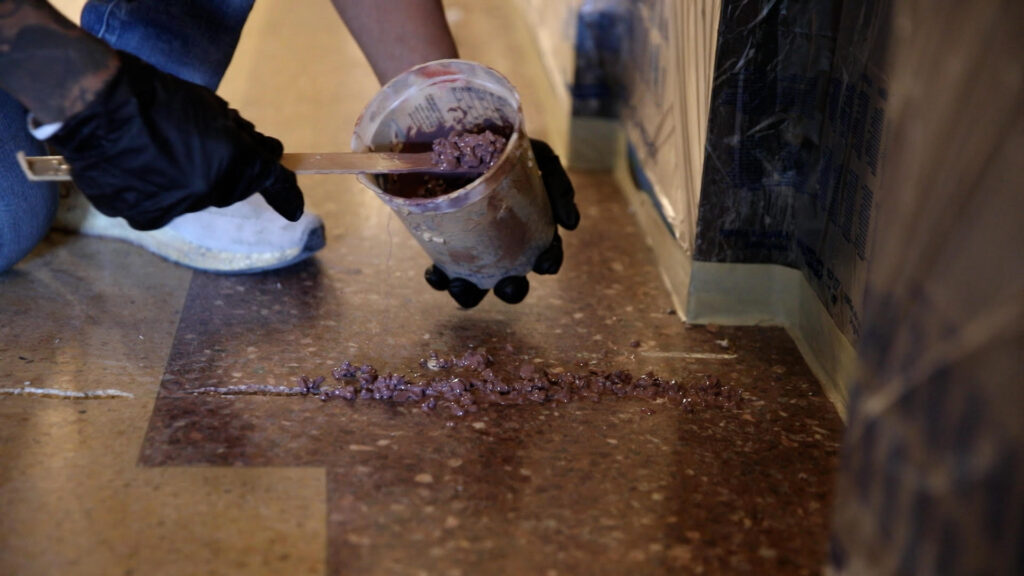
left=351, top=59, right=554, bottom=289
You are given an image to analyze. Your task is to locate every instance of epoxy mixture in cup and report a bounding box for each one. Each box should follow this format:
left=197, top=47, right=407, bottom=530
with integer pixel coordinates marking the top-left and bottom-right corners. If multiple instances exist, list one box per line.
left=430, top=130, right=508, bottom=171
left=379, top=128, right=510, bottom=199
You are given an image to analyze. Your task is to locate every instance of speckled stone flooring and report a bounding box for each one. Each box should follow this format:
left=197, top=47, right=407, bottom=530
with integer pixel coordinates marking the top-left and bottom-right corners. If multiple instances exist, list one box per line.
left=133, top=169, right=841, bottom=575
left=0, top=1, right=843, bottom=575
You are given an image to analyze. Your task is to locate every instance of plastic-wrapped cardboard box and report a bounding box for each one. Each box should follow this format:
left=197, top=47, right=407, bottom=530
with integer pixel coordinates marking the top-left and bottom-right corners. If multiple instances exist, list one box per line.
left=684, top=0, right=884, bottom=411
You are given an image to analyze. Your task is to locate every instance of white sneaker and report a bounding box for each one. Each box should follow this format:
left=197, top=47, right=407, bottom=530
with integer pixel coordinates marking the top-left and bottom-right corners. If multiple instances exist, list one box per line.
left=54, top=185, right=326, bottom=273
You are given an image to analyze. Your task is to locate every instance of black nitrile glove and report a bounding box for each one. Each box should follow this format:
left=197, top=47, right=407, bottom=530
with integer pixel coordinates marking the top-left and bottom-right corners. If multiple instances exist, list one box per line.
left=47, top=51, right=303, bottom=231
left=425, top=138, right=580, bottom=308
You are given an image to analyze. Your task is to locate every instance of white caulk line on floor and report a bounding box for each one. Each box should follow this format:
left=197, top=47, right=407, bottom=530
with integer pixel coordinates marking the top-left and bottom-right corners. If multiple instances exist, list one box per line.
left=640, top=351, right=739, bottom=360
left=0, top=387, right=134, bottom=399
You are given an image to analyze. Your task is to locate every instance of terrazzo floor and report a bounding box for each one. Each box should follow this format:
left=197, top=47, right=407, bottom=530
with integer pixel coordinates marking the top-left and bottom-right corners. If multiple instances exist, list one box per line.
left=0, top=1, right=843, bottom=574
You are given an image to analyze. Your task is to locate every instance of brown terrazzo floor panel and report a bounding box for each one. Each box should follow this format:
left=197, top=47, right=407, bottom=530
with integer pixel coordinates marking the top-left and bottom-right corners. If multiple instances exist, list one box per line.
left=138, top=171, right=843, bottom=575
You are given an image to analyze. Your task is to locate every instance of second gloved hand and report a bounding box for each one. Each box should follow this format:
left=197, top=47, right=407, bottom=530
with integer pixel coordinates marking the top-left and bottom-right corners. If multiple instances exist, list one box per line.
left=46, top=51, right=303, bottom=231
left=424, top=139, right=580, bottom=308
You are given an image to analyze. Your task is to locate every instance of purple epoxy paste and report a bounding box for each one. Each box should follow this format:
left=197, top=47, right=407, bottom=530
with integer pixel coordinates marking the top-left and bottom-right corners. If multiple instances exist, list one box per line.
left=380, top=128, right=511, bottom=199
left=190, top=348, right=743, bottom=418
left=430, top=130, right=508, bottom=171
left=294, top=348, right=741, bottom=417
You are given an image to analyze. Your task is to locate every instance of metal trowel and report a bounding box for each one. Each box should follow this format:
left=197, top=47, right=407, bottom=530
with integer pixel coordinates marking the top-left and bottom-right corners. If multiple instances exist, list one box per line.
left=15, top=151, right=485, bottom=182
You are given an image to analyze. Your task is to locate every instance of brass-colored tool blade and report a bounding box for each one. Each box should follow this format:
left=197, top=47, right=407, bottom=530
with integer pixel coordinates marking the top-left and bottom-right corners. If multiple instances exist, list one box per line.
left=17, top=153, right=72, bottom=181
left=281, top=152, right=445, bottom=174
left=16, top=151, right=482, bottom=182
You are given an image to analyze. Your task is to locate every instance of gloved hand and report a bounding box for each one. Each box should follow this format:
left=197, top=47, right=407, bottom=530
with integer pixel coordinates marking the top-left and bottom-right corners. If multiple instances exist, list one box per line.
left=424, top=139, right=580, bottom=308
left=46, top=51, right=303, bottom=231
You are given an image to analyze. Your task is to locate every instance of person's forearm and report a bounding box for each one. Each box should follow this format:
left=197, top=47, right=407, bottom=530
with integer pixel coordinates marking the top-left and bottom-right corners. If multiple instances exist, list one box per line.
left=0, top=0, right=118, bottom=123
left=330, top=0, right=458, bottom=85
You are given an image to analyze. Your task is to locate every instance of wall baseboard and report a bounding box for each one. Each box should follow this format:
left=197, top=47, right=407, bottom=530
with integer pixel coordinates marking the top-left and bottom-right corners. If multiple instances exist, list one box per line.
left=615, top=148, right=853, bottom=420
left=688, top=261, right=853, bottom=420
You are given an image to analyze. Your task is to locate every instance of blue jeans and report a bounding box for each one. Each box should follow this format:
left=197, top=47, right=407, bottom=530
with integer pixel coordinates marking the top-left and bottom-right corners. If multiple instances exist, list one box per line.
left=0, top=90, right=57, bottom=273
left=0, top=0, right=255, bottom=273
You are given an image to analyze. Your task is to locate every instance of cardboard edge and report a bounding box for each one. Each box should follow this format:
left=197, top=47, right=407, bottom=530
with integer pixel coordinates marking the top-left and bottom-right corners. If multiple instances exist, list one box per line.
left=613, top=142, right=692, bottom=321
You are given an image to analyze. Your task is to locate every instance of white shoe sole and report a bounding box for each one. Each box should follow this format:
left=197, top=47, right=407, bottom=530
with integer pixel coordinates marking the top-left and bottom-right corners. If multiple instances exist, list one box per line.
left=54, top=186, right=326, bottom=274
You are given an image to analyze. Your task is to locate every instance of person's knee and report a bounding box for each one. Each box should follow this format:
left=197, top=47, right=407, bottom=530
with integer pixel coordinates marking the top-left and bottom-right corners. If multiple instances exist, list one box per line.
left=81, top=0, right=254, bottom=91
left=0, top=184, right=57, bottom=273
left=0, top=92, right=58, bottom=273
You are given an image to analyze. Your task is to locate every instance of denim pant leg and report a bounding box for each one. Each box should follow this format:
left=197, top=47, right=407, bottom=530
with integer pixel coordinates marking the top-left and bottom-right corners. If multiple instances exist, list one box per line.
left=81, top=0, right=256, bottom=91
left=0, top=91, right=59, bottom=273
